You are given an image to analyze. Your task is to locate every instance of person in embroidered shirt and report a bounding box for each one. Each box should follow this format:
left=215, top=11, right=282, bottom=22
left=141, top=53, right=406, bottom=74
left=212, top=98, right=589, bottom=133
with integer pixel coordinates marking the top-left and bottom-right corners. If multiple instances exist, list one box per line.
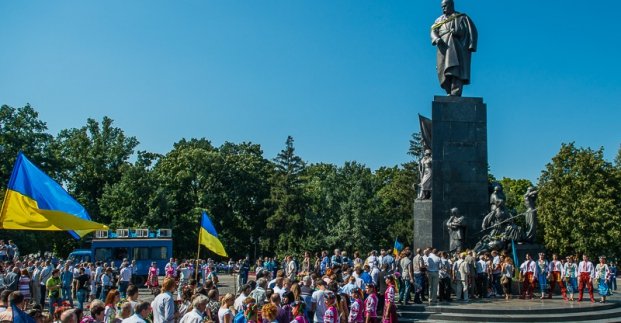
left=381, top=276, right=397, bottom=323
left=595, top=256, right=611, bottom=303
left=519, top=253, right=537, bottom=300
left=547, top=254, right=567, bottom=300
left=322, top=292, right=338, bottom=323
left=535, top=253, right=549, bottom=300
left=348, top=288, right=364, bottom=323
left=577, top=254, right=595, bottom=302
left=563, top=256, right=579, bottom=301
left=363, top=283, right=378, bottom=323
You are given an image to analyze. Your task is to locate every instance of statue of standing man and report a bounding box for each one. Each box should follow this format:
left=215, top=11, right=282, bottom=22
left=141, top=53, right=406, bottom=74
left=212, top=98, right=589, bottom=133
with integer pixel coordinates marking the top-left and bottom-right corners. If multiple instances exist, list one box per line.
left=431, top=0, right=477, bottom=96
left=446, top=207, right=465, bottom=252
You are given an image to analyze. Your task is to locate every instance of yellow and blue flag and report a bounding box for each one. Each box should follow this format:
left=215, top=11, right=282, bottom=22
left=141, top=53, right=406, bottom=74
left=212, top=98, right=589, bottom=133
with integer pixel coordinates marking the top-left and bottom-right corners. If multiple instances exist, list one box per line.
left=393, top=238, right=404, bottom=256
left=0, top=152, right=108, bottom=237
left=199, top=210, right=228, bottom=257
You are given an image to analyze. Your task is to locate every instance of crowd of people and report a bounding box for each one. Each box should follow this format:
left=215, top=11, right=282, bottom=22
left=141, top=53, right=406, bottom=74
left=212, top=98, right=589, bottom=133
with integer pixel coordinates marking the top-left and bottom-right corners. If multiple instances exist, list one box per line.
left=0, top=238, right=618, bottom=323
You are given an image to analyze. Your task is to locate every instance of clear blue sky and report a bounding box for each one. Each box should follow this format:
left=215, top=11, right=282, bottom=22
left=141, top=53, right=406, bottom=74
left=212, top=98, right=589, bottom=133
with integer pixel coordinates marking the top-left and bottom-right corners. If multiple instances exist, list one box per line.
left=2, top=1, right=620, bottom=182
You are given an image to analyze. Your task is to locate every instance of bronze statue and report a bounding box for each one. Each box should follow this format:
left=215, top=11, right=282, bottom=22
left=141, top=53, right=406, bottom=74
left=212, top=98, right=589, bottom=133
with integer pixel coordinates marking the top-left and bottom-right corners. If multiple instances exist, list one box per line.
left=446, top=207, right=465, bottom=252
left=523, top=187, right=538, bottom=242
left=431, top=0, right=477, bottom=96
left=489, top=184, right=506, bottom=212
left=476, top=199, right=522, bottom=253
left=417, top=149, right=432, bottom=199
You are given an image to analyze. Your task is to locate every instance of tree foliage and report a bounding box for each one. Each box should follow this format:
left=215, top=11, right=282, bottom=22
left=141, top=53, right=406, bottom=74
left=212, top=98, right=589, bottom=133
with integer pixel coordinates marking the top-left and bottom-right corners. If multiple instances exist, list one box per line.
left=52, top=117, right=139, bottom=224
left=13, top=104, right=621, bottom=260
left=264, top=136, right=308, bottom=255
left=538, top=143, right=621, bottom=256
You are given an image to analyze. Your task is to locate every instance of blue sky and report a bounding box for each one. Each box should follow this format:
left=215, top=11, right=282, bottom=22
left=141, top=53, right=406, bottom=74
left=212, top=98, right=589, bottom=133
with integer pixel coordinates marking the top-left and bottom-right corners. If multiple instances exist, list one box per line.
left=1, top=1, right=620, bottom=182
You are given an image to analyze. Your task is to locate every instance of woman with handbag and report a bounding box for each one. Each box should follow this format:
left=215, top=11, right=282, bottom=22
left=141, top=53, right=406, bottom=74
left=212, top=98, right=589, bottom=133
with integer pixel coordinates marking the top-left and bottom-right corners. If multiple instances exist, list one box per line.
left=501, top=257, right=514, bottom=300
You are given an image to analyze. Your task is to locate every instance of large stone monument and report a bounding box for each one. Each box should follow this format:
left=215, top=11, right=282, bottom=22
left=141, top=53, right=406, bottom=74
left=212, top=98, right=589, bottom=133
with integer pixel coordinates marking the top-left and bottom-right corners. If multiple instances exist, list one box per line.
left=413, top=0, right=487, bottom=251
left=413, top=97, right=488, bottom=251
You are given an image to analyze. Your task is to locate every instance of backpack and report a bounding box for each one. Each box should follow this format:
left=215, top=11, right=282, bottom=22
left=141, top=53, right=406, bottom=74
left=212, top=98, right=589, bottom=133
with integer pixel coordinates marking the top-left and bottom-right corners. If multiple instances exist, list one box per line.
left=233, top=311, right=246, bottom=323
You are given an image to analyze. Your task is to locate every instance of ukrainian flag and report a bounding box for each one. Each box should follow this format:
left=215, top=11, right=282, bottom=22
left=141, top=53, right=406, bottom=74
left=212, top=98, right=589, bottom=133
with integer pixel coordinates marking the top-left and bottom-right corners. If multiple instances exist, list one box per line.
left=0, top=152, right=108, bottom=236
left=199, top=211, right=228, bottom=257
left=393, top=238, right=404, bottom=256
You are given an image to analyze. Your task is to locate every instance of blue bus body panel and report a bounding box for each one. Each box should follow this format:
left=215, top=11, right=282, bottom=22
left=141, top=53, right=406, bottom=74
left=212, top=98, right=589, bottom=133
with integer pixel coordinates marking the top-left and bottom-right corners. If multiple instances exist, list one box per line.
left=90, top=238, right=172, bottom=276
left=68, top=249, right=93, bottom=263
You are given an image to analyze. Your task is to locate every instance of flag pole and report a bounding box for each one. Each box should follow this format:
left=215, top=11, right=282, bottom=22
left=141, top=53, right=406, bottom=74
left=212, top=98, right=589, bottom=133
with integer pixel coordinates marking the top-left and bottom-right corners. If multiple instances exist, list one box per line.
left=195, top=225, right=201, bottom=282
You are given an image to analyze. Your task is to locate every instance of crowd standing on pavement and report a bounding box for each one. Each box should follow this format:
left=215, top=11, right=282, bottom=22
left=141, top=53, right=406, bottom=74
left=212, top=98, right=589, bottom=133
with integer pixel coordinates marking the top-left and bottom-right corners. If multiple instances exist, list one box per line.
left=0, top=238, right=618, bottom=323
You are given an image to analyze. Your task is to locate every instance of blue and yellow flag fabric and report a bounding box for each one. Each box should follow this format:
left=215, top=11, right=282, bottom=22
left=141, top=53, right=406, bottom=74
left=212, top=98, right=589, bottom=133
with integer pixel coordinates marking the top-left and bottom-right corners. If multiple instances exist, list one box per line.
left=393, top=238, right=404, bottom=256
left=199, top=211, right=228, bottom=257
left=12, top=303, right=35, bottom=323
left=0, top=152, right=107, bottom=236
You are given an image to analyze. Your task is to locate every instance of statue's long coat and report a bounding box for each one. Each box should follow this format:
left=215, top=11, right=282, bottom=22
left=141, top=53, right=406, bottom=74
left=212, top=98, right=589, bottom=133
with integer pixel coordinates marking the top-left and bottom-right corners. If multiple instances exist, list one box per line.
left=431, top=12, right=477, bottom=93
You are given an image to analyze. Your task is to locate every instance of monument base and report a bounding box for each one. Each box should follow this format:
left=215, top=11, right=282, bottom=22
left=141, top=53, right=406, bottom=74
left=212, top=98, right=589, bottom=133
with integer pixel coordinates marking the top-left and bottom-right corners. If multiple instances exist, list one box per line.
left=413, top=199, right=434, bottom=250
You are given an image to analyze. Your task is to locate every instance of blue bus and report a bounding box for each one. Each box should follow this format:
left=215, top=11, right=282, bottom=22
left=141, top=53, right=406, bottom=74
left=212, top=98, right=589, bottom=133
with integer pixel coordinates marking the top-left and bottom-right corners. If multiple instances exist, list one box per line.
left=69, top=228, right=172, bottom=285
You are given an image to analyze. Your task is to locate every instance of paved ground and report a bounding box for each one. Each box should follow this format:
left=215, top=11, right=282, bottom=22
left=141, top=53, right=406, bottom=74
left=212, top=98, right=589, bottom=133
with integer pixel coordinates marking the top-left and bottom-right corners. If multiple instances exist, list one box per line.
left=136, top=273, right=239, bottom=303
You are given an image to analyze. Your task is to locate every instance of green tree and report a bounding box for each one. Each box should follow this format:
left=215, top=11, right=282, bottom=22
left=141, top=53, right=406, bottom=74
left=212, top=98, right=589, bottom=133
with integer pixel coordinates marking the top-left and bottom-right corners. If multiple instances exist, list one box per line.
left=0, top=104, right=55, bottom=184
left=498, top=178, right=534, bottom=214
left=100, top=151, right=161, bottom=228
left=538, top=143, right=621, bottom=256
left=264, top=136, right=308, bottom=255
left=149, top=139, right=272, bottom=258
left=326, top=162, right=378, bottom=252
left=408, top=132, right=423, bottom=158
left=301, top=163, right=340, bottom=253
left=375, top=163, right=417, bottom=249
left=52, top=117, right=139, bottom=224
left=0, top=104, right=63, bottom=256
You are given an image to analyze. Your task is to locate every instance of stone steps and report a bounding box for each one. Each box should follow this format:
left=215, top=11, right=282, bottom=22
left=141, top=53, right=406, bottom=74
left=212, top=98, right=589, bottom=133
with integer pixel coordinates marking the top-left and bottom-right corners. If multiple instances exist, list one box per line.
left=397, top=299, right=621, bottom=322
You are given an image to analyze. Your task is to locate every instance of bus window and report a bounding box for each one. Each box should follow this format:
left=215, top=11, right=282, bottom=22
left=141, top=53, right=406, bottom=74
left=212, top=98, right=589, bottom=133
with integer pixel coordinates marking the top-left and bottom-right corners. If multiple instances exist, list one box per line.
left=150, top=247, right=167, bottom=260
left=95, top=248, right=112, bottom=261
left=113, top=248, right=129, bottom=260
left=133, top=247, right=150, bottom=260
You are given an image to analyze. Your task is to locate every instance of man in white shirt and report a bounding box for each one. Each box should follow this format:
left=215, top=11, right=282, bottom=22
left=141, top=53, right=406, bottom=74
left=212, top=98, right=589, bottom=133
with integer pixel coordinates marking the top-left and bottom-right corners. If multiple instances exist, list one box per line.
left=177, top=262, right=193, bottom=300
left=425, top=249, right=441, bottom=303
left=286, top=256, right=298, bottom=280
left=491, top=250, right=502, bottom=297
left=273, top=277, right=286, bottom=297
left=577, top=254, right=595, bottom=302
left=366, top=251, right=378, bottom=269
left=179, top=295, right=208, bottom=323
left=31, top=262, right=42, bottom=306
left=311, top=280, right=327, bottom=323
left=39, top=261, right=53, bottom=306
left=519, top=253, right=537, bottom=299
left=453, top=253, right=469, bottom=302
left=475, top=254, right=488, bottom=299
left=378, top=249, right=386, bottom=267
left=119, top=262, right=132, bottom=298
left=234, top=284, right=251, bottom=312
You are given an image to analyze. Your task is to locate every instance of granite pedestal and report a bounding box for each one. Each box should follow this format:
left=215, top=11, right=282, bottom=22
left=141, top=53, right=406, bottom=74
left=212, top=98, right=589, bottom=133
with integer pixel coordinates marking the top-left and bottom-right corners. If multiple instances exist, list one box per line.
left=413, top=96, right=488, bottom=251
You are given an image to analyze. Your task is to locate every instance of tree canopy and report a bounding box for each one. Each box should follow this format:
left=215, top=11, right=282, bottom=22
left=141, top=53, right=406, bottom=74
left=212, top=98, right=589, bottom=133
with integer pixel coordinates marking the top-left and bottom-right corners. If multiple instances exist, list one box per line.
left=3, top=103, right=621, bottom=260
